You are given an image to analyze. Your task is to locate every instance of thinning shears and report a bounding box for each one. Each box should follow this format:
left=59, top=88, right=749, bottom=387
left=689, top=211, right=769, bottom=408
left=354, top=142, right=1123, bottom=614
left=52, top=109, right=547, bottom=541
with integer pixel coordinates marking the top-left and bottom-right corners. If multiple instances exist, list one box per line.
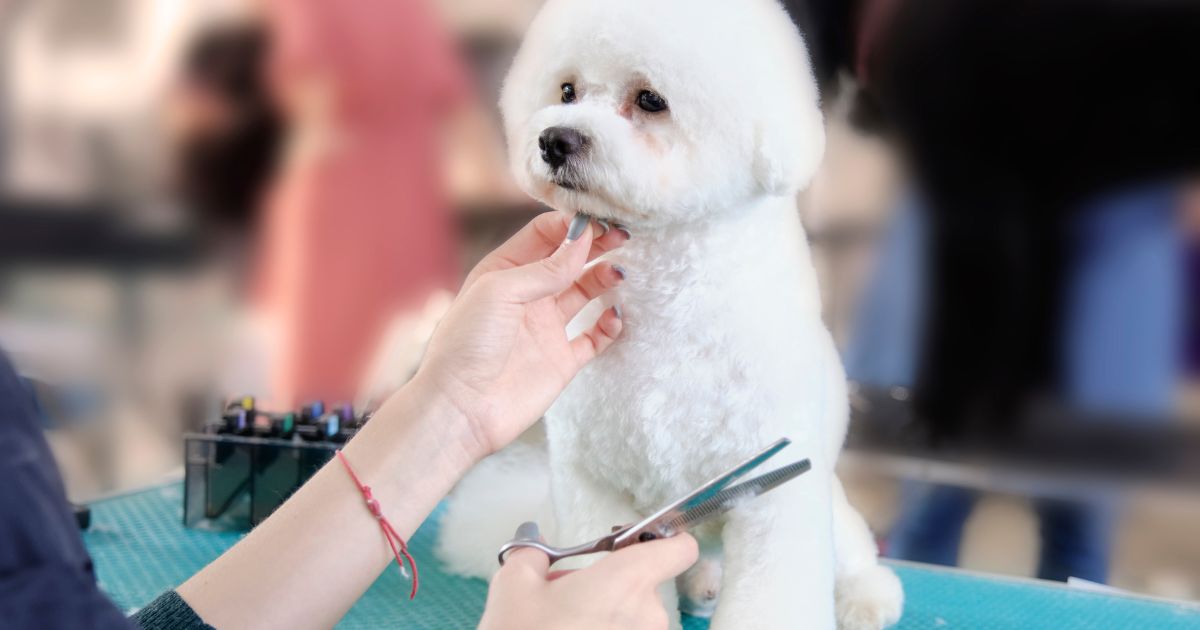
left=497, top=438, right=811, bottom=566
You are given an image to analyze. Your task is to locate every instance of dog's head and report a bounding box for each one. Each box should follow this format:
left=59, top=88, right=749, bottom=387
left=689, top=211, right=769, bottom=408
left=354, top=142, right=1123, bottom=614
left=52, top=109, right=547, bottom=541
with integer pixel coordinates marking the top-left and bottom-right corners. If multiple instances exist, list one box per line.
left=501, top=0, right=825, bottom=228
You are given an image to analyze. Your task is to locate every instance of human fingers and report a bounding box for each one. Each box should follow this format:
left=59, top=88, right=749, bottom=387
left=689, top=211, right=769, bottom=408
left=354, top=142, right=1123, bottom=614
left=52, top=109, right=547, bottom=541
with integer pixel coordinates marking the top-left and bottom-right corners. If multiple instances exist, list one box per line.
left=465, top=212, right=574, bottom=290
left=485, top=222, right=594, bottom=302
left=493, top=522, right=552, bottom=580
left=499, top=545, right=551, bottom=581
left=588, top=219, right=631, bottom=259
left=464, top=212, right=628, bottom=291
left=556, top=262, right=625, bottom=320
left=592, top=533, right=699, bottom=586
left=569, top=306, right=624, bottom=367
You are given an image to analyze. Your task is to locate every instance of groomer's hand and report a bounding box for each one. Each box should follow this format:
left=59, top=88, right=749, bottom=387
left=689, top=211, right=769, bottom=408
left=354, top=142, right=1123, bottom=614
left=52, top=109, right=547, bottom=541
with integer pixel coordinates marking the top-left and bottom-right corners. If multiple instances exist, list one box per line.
left=479, top=534, right=698, bottom=630
left=414, top=211, right=629, bottom=458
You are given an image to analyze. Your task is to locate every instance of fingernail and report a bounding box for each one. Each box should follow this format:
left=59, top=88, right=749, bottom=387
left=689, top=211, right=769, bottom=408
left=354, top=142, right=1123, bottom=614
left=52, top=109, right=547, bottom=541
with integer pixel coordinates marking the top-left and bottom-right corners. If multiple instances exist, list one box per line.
left=612, top=304, right=623, bottom=319
left=614, top=223, right=632, bottom=239
left=566, top=212, right=590, bottom=242
left=515, top=521, right=541, bottom=541
left=596, top=219, right=611, bottom=236
left=612, top=264, right=626, bottom=280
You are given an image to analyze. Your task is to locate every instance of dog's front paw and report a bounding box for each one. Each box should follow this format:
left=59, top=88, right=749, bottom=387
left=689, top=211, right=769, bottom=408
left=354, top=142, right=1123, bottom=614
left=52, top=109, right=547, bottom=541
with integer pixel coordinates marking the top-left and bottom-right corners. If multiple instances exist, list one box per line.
left=836, top=565, right=904, bottom=629
left=677, top=555, right=722, bottom=618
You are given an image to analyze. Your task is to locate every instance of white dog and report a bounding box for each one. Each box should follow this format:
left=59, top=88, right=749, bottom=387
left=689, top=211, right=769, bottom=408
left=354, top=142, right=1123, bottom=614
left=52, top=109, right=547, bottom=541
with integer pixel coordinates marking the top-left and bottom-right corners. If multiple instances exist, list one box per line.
left=438, top=1, right=903, bottom=628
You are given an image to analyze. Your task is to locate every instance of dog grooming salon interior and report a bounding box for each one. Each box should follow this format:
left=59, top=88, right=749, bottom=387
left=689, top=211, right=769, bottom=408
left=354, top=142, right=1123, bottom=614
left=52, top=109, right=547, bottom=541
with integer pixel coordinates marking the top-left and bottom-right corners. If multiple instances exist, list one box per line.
left=2, top=1, right=1199, bottom=629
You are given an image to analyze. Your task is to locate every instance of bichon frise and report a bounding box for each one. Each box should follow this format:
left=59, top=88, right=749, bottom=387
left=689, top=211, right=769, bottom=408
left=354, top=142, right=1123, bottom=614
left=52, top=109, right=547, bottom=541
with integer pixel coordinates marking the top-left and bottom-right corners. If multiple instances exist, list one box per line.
left=438, top=1, right=903, bottom=627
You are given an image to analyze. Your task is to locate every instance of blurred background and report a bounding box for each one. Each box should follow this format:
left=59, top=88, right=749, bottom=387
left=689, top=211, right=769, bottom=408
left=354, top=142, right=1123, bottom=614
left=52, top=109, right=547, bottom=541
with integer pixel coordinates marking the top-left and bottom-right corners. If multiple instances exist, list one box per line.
left=2, top=0, right=1197, bottom=604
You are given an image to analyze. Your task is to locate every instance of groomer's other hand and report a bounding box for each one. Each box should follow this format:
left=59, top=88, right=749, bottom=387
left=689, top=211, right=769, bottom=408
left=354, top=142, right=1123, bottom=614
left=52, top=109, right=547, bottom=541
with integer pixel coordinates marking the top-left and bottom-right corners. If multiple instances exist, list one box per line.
left=414, top=211, right=629, bottom=458
left=479, top=534, right=698, bottom=630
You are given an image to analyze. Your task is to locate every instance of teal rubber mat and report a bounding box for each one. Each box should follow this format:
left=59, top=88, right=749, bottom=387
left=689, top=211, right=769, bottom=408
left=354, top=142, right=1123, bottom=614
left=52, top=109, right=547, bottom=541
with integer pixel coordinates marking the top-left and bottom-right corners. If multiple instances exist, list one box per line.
left=84, top=483, right=1200, bottom=629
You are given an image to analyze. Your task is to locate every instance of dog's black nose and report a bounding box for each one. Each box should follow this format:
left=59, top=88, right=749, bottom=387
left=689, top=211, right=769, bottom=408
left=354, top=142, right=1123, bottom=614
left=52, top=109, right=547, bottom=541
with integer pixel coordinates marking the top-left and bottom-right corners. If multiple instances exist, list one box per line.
left=539, top=126, right=586, bottom=169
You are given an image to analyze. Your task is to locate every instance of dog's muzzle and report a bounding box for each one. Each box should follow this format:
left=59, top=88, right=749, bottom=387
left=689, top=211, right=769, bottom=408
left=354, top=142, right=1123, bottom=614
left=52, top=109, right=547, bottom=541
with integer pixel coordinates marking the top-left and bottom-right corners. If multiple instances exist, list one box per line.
left=539, top=126, right=588, bottom=170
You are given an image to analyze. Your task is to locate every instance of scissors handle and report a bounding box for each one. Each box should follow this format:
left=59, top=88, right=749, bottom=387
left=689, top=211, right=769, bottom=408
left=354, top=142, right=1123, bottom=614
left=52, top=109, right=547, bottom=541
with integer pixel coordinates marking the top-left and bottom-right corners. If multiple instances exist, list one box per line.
left=497, top=521, right=616, bottom=566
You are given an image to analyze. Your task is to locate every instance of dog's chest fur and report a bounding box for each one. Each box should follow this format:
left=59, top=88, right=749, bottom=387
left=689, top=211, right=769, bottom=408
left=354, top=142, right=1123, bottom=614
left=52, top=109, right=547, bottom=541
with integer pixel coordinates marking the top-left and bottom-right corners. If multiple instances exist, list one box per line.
left=549, top=198, right=836, bottom=515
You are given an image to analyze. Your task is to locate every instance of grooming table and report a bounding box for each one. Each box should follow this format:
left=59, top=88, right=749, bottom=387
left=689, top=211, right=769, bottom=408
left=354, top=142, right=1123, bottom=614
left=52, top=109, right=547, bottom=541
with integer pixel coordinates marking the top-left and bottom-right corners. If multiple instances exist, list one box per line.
left=85, top=484, right=1199, bottom=629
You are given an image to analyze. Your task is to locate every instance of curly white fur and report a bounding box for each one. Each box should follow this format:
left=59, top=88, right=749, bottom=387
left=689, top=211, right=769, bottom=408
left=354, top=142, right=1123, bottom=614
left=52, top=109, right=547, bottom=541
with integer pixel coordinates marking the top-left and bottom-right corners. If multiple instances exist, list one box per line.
left=437, top=1, right=903, bottom=628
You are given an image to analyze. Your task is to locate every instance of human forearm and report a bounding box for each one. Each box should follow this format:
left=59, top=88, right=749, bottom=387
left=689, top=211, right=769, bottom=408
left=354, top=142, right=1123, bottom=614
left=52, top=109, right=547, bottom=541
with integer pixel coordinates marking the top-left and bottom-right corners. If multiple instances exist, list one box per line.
left=178, top=376, right=480, bottom=629
left=177, top=212, right=626, bottom=628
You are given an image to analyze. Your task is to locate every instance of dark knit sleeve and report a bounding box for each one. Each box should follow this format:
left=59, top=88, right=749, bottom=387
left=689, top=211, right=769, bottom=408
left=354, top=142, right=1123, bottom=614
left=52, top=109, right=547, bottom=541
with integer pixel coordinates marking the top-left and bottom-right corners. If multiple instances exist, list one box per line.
left=0, top=350, right=136, bottom=630
left=131, top=591, right=215, bottom=630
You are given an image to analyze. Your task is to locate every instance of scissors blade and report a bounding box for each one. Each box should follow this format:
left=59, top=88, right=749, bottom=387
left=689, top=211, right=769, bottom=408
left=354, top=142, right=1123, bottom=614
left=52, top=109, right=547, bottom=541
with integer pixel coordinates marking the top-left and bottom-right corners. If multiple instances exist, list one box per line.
left=661, top=458, right=812, bottom=534
left=612, top=438, right=791, bottom=547
left=679, top=438, right=792, bottom=511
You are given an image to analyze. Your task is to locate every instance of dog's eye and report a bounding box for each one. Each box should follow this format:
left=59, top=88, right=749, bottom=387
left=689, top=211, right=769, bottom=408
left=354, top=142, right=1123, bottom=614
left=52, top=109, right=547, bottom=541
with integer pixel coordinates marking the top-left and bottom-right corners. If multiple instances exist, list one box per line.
left=636, top=90, right=668, bottom=113
left=561, top=83, right=576, bottom=104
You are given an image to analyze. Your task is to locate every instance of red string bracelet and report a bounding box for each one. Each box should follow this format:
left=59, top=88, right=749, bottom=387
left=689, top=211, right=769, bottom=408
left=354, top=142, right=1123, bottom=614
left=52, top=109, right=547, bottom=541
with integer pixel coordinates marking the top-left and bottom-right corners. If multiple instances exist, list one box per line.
left=336, top=450, right=419, bottom=599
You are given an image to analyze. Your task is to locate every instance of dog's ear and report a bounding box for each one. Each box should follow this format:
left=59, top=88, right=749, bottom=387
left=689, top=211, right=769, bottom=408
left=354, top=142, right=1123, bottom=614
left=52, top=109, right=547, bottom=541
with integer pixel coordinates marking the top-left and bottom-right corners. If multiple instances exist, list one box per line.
left=752, top=108, right=825, bottom=196
left=748, top=10, right=827, bottom=196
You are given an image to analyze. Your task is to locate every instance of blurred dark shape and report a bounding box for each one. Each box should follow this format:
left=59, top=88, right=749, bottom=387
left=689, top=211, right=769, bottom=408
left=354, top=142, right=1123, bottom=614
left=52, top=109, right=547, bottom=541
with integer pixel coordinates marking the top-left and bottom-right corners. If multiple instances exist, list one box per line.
left=1189, top=234, right=1200, bottom=376
left=848, top=385, right=1200, bottom=490
left=852, top=0, right=1200, bottom=438
left=72, top=504, right=90, bottom=530
left=828, top=0, right=1200, bottom=584
left=171, top=21, right=282, bottom=234
left=780, top=0, right=848, bottom=94
left=0, top=198, right=201, bottom=269
left=459, top=33, right=521, bottom=121
left=783, top=0, right=889, bottom=129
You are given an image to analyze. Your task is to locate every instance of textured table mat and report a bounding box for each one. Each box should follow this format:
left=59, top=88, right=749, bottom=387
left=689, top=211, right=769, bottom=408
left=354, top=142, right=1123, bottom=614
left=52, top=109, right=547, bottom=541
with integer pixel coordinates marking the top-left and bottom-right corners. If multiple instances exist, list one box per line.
left=84, top=484, right=1200, bottom=629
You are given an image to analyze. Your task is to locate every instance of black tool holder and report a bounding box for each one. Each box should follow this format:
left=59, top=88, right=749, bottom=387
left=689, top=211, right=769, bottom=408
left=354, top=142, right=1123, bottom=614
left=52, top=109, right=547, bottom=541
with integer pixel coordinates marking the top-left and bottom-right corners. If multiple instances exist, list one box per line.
left=183, top=432, right=339, bottom=530
left=183, top=397, right=368, bottom=530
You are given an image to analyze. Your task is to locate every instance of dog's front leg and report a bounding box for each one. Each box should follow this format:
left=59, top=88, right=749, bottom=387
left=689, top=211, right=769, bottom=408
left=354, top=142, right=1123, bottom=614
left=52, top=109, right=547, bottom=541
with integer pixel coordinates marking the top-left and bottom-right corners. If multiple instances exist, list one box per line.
left=832, top=476, right=904, bottom=629
left=549, top=464, right=640, bottom=566
left=709, top=470, right=837, bottom=630
left=549, top=464, right=686, bottom=629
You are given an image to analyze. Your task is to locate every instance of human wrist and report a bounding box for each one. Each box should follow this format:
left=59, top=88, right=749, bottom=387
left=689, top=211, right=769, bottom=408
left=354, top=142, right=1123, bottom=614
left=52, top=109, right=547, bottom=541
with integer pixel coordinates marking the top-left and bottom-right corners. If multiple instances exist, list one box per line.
left=381, top=373, right=490, bottom=467
left=406, top=368, right=499, bottom=462
left=340, top=377, right=480, bottom=505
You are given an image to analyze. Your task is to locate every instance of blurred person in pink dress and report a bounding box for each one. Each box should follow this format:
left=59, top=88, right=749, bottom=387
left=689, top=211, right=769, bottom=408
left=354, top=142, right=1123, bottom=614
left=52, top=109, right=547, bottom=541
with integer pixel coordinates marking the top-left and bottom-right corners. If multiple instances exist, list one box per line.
left=254, top=0, right=472, bottom=407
